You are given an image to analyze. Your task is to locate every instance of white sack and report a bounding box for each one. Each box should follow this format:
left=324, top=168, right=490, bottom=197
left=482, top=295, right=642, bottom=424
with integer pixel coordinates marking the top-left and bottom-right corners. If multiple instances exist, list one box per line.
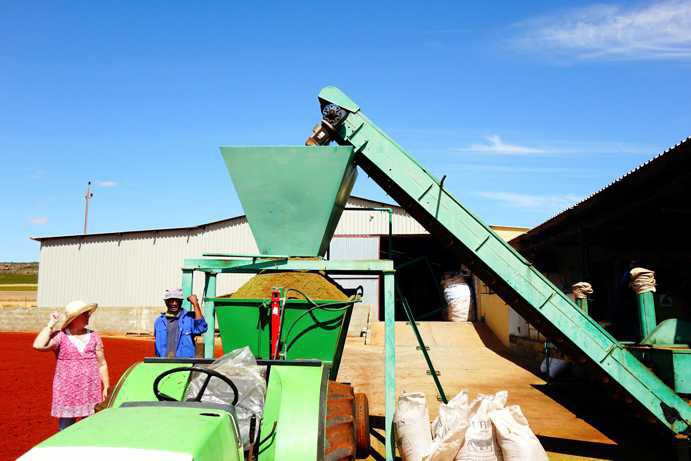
left=443, top=280, right=472, bottom=322
left=455, top=391, right=507, bottom=461
left=395, top=392, right=434, bottom=461
left=425, top=390, right=470, bottom=461
left=489, top=406, right=548, bottom=461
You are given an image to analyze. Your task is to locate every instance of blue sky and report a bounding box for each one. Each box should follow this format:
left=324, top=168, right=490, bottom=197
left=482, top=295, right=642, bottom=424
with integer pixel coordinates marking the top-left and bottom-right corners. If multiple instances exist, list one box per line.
left=2, top=1, right=690, bottom=261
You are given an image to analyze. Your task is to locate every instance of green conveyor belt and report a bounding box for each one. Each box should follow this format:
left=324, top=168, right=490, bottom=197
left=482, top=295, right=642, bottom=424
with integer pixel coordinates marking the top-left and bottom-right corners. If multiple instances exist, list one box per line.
left=315, top=86, right=690, bottom=436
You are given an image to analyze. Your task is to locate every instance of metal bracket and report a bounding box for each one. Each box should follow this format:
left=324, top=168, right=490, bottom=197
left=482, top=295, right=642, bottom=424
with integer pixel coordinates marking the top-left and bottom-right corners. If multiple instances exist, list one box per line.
left=417, top=346, right=430, bottom=351
left=426, top=370, right=441, bottom=376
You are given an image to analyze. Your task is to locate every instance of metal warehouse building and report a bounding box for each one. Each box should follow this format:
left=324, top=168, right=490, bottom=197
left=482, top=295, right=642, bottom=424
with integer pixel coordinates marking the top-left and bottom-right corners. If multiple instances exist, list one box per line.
left=33, top=196, right=426, bottom=310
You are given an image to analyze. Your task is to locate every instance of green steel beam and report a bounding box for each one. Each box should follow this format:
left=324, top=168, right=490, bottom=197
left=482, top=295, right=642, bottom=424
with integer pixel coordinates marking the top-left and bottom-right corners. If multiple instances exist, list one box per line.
left=183, top=257, right=394, bottom=274
left=383, top=272, right=395, bottom=461
left=316, top=86, right=691, bottom=436
left=397, top=285, right=448, bottom=404
left=182, top=269, right=194, bottom=311
left=637, top=291, right=658, bottom=341
left=203, top=273, right=217, bottom=359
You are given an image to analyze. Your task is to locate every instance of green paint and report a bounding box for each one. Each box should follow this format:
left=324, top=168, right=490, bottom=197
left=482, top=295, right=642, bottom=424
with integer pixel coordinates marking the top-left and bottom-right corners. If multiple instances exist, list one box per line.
left=214, top=298, right=352, bottom=378
left=641, top=318, right=691, bottom=346
left=203, top=273, right=217, bottom=359
left=220, top=146, right=357, bottom=256
left=648, top=348, right=691, bottom=394
left=318, top=86, right=360, bottom=113
left=185, top=257, right=393, bottom=376
left=637, top=291, right=658, bottom=340
left=39, top=406, right=243, bottom=461
left=258, top=364, right=327, bottom=461
left=318, top=86, right=691, bottom=436
left=383, top=272, right=395, bottom=461
left=576, top=297, right=589, bottom=315
left=110, top=362, right=190, bottom=408
left=182, top=269, right=194, bottom=311
left=397, top=285, right=447, bottom=404
left=184, top=257, right=393, bottom=273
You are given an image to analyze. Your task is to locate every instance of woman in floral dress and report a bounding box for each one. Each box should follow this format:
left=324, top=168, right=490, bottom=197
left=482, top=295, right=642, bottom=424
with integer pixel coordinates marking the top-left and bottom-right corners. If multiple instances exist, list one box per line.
left=33, top=300, right=110, bottom=431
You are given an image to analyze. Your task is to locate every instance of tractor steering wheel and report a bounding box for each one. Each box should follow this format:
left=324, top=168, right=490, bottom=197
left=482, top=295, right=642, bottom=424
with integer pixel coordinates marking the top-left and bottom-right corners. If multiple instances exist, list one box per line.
left=152, top=366, right=239, bottom=406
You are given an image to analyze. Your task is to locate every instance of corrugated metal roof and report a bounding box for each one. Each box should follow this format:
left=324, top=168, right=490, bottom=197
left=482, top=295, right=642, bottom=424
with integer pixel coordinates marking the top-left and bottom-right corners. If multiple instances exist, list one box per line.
left=31, top=195, right=402, bottom=242
left=513, top=136, right=691, bottom=246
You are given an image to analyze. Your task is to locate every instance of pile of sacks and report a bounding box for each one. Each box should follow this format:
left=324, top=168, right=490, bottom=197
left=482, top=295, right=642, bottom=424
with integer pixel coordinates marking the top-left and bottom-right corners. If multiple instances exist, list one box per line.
left=394, top=390, right=547, bottom=461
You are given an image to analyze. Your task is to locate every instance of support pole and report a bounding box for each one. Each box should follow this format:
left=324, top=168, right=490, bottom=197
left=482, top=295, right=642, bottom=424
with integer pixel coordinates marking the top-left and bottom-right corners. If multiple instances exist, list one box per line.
left=571, top=282, right=593, bottom=316
left=383, top=272, right=395, bottom=461
left=397, top=285, right=447, bottom=403
left=203, top=273, right=217, bottom=358
left=629, top=268, right=657, bottom=341
left=181, top=270, right=194, bottom=310
left=637, top=291, right=657, bottom=340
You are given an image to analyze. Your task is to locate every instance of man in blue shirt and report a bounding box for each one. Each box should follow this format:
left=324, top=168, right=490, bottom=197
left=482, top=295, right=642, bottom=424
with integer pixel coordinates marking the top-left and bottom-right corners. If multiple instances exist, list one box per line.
left=154, top=288, right=208, bottom=358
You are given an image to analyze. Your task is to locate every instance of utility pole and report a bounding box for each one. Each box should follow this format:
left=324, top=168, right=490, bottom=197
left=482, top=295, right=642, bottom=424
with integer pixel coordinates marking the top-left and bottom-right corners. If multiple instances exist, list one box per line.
left=83, top=181, right=93, bottom=234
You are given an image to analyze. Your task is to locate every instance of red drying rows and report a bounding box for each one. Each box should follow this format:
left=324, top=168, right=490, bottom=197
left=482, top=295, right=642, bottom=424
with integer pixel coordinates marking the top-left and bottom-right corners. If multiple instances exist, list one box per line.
left=0, top=333, right=152, bottom=460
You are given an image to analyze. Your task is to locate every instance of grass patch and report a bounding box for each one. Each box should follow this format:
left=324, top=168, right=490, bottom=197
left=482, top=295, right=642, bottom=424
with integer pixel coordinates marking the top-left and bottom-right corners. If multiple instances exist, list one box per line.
left=0, top=285, right=37, bottom=291
left=0, top=274, right=37, bottom=284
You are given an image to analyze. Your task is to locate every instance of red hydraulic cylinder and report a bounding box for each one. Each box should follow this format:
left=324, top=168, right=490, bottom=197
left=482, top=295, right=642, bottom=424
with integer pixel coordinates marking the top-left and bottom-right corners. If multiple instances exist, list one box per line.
left=270, top=289, right=282, bottom=359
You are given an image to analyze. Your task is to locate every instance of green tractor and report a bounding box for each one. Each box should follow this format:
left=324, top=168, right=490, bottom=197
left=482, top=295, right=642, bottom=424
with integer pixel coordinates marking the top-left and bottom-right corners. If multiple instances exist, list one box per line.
left=22, top=288, right=370, bottom=461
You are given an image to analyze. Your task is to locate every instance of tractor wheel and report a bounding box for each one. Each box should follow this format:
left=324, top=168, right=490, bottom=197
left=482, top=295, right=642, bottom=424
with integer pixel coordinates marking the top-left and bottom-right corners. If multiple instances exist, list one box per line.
left=325, top=382, right=370, bottom=460
left=354, top=393, right=371, bottom=458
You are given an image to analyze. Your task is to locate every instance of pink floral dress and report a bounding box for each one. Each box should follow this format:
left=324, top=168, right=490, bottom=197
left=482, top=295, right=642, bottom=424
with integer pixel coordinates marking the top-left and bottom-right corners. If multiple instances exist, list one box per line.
left=50, top=330, right=103, bottom=418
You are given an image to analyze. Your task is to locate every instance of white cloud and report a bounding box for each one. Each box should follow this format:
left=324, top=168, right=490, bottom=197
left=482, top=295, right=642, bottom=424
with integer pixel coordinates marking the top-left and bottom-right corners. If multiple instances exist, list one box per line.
left=454, top=136, right=651, bottom=156
left=457, top=135, right=545, bottom=155
left=478, top=191, right=581, bottom=210
left=513, top=1, right=691, bottom=60
left=30, top=217, right=49, bottom=225
left=96, top=180, right=118, bottom=188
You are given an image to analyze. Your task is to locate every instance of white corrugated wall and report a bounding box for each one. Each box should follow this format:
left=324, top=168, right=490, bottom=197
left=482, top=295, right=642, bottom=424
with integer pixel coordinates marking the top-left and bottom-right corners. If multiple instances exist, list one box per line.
left=37, top=198, right=425, bottom=308
left=334, top=197, right=427, bottom=235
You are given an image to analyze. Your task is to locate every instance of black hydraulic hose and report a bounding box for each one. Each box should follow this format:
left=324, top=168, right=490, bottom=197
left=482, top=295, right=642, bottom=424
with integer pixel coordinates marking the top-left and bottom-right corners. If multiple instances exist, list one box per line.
left=280, top=286, right=363, bottom=359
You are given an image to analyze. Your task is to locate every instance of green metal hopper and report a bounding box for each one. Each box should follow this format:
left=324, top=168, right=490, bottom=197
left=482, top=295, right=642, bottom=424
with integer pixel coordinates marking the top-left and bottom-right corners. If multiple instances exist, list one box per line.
left=220, top=146, right=357, bottom=257
left=213, top=297, right=353, bottom=379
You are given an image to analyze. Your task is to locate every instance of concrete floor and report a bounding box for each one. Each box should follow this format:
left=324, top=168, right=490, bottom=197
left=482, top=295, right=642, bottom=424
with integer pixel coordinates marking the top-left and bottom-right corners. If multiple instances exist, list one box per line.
left=337, top=322, right=673, bottom=460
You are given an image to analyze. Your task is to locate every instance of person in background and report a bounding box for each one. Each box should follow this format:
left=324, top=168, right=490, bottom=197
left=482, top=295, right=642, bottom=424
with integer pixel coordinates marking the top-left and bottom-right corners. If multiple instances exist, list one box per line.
left=154, top=288, right=207, bottom=358
left=33, top=300, right=109, bottom=431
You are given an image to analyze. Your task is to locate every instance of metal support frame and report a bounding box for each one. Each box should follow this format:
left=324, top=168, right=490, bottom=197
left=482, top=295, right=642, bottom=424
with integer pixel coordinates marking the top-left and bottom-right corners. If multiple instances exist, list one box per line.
left=313, top=86, right=690, bottom=437
left=181, top=255, right=397, bottom=460
left=397, top=285, right=448, bottom=404
left=637, top=291, right=657, bottom=340
left=576, top=297, right=589, bottom=315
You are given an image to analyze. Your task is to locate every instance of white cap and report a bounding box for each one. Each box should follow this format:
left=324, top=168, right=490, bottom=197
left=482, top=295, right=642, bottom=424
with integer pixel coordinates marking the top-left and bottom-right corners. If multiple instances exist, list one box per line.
left=164, top=288, right=184, bottom=300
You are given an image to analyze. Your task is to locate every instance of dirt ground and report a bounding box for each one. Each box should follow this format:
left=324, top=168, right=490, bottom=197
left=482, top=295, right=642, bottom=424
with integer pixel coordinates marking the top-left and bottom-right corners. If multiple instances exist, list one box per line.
left=1, top=332, right=152, bottom=460
left=4, top=326, right=681, bottom=460
left=339, top=322, right=680, bottom=461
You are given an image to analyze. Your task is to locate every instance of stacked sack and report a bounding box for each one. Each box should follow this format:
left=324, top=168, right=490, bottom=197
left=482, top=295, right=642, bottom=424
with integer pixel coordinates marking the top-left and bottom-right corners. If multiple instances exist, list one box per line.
left=394, top=390, right=547, bottom=461
left=441, top=271, right=473, bottom=322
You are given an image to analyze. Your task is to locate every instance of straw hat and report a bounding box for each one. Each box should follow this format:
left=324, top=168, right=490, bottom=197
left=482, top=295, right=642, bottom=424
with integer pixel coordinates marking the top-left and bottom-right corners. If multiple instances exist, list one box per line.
left=57, top=300, right=98, bottom=331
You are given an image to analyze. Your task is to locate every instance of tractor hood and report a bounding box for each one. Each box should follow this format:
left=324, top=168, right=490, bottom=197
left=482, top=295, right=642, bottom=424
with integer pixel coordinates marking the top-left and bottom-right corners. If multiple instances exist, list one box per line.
left=19, top=406, right=243, bottom=461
